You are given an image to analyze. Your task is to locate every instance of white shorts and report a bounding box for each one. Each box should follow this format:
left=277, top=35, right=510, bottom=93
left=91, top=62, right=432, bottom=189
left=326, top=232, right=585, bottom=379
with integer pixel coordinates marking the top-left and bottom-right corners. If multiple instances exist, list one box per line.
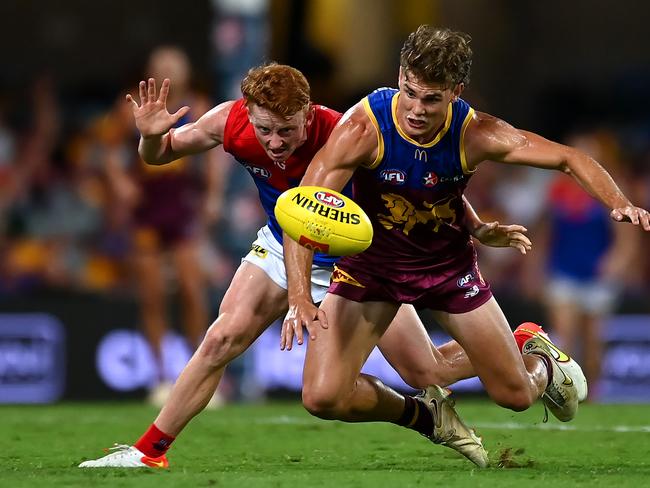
left=242, top=226, right=333, bottom=303
left=546, top=275, right=620, bottom=315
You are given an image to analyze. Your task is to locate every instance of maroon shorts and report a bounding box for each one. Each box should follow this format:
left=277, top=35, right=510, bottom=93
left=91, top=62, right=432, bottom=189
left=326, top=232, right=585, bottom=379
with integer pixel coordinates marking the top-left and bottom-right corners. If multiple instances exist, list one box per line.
left=328, top=257, right=492, bottom=314
left=133, top=176, right=200, bottom=248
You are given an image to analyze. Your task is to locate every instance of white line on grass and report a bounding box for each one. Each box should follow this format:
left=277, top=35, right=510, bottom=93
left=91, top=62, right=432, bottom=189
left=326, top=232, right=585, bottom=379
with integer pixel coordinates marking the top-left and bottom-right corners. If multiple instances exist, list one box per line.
left=473, top=421, right=650, bottom=433
left=257, top=416, right=650, bottom=433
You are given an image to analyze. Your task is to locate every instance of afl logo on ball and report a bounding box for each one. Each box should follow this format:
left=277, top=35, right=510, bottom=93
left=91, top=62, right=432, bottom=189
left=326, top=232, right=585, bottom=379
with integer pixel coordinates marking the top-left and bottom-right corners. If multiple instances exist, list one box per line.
left=315, top=191, right=345, bottom=208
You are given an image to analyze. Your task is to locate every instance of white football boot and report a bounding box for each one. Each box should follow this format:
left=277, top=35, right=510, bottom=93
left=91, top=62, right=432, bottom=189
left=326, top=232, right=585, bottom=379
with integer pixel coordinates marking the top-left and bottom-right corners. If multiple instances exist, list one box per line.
left=79, top=444, right=169, bottom=468
left=522, top=334, right=587, bottom=421
left=417, top=385, right=489, bottom=468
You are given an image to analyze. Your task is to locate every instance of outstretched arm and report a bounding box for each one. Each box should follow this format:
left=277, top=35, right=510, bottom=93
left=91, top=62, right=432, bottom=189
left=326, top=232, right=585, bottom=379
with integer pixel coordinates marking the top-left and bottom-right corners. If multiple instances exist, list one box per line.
left=126, top=78, right=233, bottom=164
left=281, top=103, right=378, bottom=350
left=464, top=112, right=650, bottom=231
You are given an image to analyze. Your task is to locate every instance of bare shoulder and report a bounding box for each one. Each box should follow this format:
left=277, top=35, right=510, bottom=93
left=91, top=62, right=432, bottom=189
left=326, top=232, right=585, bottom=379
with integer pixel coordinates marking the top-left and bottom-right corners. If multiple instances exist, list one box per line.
left=194, top=100, right=238, bottom=140
left=333, top=102, right=369, bottom=132
left=327, top=102, right=377, bottom=160
left=199, top=100, right=237, bottom=126
left=464, top=110, right=529, bottom=166
left=464, top=110, right=574, bottom=170
left=304, top=101, right=379, bottom=174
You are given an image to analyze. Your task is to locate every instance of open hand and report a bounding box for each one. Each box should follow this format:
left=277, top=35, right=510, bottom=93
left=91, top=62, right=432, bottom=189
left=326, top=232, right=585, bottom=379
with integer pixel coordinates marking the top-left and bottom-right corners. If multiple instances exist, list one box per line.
left=125, top=78, right=190, bottom=138
left=281, top=297, right=328, bottom=351
left=473, top=221, right=532, bottom=254
left=610, top=205, right=650, bottom=231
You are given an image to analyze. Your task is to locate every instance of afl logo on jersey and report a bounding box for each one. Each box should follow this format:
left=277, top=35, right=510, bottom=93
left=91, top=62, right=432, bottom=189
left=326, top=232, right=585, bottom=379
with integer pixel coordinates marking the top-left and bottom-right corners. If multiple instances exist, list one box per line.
left=422, top=171, right=438, bottom=187
left=244, top=164, right=271, bottom=179
left=314, top=191, right=345, bottom=208
left=380, top=169, right=406, bottom=185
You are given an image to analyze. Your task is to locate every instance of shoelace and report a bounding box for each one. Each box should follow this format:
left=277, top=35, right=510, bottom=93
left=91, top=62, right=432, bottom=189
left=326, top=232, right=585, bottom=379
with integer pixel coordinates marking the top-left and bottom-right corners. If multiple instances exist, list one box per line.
left=542, top=379, right=569, bottom=424
left=435, top=427, right=459, bottom=445
left=102, top=443, right=132, bottom=456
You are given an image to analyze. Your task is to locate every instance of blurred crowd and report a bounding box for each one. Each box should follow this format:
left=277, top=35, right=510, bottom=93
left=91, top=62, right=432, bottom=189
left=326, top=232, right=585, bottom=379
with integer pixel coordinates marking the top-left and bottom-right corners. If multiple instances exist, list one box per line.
left=466, top=130, right=650, bottom=301
left=2, top=70, right=648, bottom=304
left=0, top=67, right=266, bottom=303
left=2, top=43, right=650, bottom=400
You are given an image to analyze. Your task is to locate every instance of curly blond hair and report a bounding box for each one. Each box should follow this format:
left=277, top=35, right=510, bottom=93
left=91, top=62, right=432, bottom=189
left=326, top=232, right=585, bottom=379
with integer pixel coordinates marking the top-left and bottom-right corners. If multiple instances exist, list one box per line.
left=400, top=25, right=472, bottom=87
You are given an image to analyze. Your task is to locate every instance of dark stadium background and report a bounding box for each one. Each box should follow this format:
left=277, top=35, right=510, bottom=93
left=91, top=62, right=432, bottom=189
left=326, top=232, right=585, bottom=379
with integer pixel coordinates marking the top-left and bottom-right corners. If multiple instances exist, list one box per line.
left=1, top=0, right=649, bottom=403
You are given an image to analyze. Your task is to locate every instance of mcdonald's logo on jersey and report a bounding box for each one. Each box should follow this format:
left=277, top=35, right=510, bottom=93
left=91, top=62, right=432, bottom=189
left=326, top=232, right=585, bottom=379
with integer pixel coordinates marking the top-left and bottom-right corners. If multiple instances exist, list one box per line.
left=414, top=149, right=428, bottom=162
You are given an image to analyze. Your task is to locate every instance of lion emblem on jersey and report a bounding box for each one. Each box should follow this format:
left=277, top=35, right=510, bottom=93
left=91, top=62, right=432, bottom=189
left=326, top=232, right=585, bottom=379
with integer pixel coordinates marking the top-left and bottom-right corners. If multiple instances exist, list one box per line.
left=378, top=193, right=457, bottom=234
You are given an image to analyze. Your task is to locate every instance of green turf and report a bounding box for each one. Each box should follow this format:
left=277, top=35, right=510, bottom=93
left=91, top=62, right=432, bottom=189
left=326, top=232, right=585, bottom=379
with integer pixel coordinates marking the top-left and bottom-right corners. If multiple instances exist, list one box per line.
left=2, top=400, right=649, bottom=487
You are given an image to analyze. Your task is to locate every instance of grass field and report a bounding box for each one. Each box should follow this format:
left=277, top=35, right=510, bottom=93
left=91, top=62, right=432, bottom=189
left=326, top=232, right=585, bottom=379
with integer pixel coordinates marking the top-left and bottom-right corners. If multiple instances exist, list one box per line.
left=2, top=400, right=650, bottom=487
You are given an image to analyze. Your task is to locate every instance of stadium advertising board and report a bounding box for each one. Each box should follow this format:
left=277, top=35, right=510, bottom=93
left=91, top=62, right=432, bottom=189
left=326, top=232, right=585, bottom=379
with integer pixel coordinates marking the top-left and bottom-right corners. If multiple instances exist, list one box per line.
left=1, top=296, right=649, bottom=402
left=0, top=314, right=65, bottom=403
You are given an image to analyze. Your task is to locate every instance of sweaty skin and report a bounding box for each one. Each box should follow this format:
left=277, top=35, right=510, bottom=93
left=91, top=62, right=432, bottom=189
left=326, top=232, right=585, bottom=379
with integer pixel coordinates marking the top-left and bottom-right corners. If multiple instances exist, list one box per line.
left=282, top=68, right=648, bottom=418
left=120, top=75, right=531, bottom=438
left=283, top=69, right=650, bottom=345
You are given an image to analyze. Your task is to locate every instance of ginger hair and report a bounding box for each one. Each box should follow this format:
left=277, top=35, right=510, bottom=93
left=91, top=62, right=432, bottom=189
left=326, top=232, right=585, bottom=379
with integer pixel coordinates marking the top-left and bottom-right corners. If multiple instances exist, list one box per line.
left=241, top=63, right=310, bottom=117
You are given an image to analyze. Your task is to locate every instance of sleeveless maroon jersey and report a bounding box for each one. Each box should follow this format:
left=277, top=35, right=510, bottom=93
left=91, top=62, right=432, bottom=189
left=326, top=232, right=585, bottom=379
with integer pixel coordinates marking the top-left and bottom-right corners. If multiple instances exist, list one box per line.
left=329, top=89, right=492, bottom=313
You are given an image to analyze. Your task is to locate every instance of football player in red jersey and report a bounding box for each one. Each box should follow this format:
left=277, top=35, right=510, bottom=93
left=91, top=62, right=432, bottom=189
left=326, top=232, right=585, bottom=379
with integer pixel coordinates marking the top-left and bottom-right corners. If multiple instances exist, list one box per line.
left=283, top=25, right=649, bottom=461
left=80, top=63, right=531, bottom=468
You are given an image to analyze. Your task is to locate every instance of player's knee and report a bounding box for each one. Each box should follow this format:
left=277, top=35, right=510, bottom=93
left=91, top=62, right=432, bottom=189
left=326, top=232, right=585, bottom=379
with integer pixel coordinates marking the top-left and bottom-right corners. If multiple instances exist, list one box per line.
left=487, top=382, right=535, bottom=412
left=198, top=318, right=253, bottom=367
left=399, top=366, right=442, bottom=390
left=301, top=385, right=347, bottom=420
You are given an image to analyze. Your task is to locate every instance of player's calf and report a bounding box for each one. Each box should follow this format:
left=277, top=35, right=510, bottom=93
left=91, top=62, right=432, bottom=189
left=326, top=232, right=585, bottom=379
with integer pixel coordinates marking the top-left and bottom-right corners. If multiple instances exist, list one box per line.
left=485, top=374, right=539, bottom=412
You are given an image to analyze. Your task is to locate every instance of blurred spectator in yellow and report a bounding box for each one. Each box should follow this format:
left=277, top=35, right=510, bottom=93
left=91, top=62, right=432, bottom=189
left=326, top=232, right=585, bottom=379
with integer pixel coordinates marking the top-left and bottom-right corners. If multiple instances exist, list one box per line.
left=98, top=46, right=226, bottom=405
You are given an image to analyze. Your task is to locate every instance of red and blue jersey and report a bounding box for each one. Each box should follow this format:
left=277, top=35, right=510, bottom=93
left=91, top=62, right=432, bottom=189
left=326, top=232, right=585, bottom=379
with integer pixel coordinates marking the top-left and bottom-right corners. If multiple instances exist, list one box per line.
left=341, top=88, right=477, bottom=273
left=547, top=176, right=612, bottom=280
left=223, top=99, right=342, bottom=266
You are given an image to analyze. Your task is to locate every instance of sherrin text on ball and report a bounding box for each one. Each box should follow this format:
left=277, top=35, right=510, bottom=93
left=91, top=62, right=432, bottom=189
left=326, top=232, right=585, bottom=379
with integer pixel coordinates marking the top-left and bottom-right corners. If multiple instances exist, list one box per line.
left=274, top=186, right=373, bottom=256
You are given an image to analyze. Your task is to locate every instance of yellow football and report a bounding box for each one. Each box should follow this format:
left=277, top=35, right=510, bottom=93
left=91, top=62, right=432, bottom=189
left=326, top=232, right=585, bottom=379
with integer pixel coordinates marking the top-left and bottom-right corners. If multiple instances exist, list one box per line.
left=274, top=186, right=373, bottom=256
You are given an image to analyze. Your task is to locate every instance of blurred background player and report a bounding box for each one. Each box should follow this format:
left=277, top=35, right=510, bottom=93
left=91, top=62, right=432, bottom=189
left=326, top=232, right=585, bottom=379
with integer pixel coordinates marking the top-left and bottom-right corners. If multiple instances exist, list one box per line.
left=99, top=46, right=226, bottom=405
left=535, top=128, right=640, bottom=398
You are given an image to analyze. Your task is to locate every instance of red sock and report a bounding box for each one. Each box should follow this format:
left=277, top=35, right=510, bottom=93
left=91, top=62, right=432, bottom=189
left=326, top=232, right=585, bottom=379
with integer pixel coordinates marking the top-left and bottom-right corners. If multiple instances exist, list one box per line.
left=134, top=424, right=176, bottom=458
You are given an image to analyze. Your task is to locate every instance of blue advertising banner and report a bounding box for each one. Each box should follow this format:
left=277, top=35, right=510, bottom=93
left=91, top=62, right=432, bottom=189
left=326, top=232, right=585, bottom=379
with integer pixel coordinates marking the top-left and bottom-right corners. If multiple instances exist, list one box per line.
left=0, top=293, right=648, bottom=403
left=0, top=314, right=66, bottom=403
left=250, top=316, right=650, bottom=402
left=600, top=315, right=650, bottom=402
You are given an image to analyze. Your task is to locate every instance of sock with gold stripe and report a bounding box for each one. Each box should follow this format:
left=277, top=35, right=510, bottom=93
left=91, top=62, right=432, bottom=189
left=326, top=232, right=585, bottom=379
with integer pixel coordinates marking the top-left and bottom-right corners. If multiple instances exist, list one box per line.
left=395, top=395, right=434, bottom=437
